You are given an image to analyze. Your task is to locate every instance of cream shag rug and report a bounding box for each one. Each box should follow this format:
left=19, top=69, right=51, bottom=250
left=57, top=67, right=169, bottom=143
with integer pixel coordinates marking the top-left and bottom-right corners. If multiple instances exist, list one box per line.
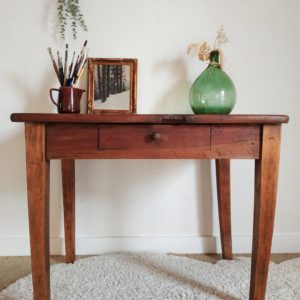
left=0, top=253, right=299, bottom=300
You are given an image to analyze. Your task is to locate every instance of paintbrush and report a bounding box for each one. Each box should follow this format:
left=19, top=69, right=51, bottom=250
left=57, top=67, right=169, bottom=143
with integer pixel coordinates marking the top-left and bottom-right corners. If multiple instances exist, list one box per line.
left=66, top=51, right=76, bottom=86
left=68, top=51, right=75, bottom=79
left=75, top=49, right=88, bottom=81
left=74, top=57, right=87, bottom=86
left=70, top=54, right=81, bottom=84
left=79, top=40, right=88, bottom=56
left=63, top=44, right=69, bottom=86
left=47, top=47, right=61, bottom=85
left=71, top=40, right=87, bottom=83
left=57, top=51, right=64, bottom=85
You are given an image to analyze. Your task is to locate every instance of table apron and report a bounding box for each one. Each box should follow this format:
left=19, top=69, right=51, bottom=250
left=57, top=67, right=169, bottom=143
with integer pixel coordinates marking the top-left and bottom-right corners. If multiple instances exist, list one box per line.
left=46, top=123, right=261, bottom=159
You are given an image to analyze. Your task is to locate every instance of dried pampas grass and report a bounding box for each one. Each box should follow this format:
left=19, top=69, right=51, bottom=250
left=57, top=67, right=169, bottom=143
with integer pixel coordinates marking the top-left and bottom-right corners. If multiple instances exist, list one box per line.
left=187, top=25, right=229, bottom=66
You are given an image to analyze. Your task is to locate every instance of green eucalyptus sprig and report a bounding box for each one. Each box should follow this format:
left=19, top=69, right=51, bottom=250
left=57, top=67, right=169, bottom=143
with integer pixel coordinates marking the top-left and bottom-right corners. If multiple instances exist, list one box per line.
left=57, top=0, right=88, bottom=40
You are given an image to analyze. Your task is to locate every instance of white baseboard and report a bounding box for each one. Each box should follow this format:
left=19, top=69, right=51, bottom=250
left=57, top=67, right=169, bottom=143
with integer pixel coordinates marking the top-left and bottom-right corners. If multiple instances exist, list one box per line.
left=0, top=234, right=299, bottom=256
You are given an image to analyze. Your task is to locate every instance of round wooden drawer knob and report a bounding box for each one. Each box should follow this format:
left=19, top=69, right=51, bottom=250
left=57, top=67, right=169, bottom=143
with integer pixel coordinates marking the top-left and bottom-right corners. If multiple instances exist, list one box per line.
left=151, top=132, right=161, bottom=140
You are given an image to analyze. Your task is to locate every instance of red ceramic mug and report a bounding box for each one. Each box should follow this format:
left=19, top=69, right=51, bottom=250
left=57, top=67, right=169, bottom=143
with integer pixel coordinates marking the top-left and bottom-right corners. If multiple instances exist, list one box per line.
left=49, top=87, right=85, bottom=113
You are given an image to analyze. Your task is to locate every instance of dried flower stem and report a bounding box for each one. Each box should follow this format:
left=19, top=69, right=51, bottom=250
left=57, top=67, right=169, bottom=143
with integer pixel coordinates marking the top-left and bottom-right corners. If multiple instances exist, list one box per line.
left=213, top=25, right=229, bottom=50
left=187, top=25, right=229, bottom=65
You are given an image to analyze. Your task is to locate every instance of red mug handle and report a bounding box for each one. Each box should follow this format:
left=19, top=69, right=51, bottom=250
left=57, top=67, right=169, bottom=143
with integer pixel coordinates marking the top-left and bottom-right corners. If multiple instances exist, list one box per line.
left=49, top=88, right=60, bottom=107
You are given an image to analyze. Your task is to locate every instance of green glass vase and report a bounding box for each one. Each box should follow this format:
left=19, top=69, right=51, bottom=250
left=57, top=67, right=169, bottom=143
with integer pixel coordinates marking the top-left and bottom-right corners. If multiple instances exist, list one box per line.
left=189, top=50, right=236, bottom=114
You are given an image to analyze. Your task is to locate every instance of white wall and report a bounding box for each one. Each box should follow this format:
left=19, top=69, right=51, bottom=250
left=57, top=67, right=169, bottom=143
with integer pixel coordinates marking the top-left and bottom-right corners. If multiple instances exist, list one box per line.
left=0, top=0, right=299, bottom=255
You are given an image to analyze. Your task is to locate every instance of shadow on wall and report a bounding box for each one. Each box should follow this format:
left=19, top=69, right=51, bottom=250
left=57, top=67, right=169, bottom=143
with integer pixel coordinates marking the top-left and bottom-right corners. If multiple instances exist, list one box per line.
left=153, top=58, right=215, bottom=251
left=8, top=70, right=55, bottom=113
left=153, top=58, right=193, bottom=114
left=3, top=63, right=216, bottom=254
left=8, top=68, right=88, bottom=113
left=75, top=159, right=214, bottom=252
left=195, top=160, right=215, bottom=250
left=0, top=133, right=29, bottom=204
left=0, top=71, right=63, bottom=245
left=75, top=160, right=196, bottom=235
left=42, top=0, right=60, bottom=44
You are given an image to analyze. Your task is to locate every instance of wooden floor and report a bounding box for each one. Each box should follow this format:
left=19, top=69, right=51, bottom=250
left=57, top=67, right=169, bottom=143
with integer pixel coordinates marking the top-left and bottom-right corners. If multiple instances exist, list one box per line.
left=0, top=254, right=299, bottom=292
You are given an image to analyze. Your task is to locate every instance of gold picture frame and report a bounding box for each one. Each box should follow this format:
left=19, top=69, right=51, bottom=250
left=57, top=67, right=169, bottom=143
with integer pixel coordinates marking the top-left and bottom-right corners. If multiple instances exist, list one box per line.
left=87, top=58, right=137, bottom=114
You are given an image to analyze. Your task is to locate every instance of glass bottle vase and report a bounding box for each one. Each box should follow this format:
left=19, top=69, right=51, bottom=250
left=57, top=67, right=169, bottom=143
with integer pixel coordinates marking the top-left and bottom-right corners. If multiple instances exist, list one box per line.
left=189, top=50, right=236, bottom=114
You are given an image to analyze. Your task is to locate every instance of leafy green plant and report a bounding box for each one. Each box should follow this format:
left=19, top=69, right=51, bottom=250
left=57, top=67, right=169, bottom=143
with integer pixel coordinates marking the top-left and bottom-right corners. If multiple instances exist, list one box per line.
left=57, top=0, right=88, bottom=40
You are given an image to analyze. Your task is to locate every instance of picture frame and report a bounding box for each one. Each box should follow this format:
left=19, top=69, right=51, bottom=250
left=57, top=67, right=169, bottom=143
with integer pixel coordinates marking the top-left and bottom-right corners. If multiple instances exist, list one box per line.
left=87, top=58, right=137, bottom=114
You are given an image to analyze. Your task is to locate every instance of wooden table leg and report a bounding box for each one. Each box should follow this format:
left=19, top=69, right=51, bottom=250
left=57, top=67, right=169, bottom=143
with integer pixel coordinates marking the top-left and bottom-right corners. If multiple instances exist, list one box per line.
left=25, top=123, right=50, bottom=300
left=250, top=125, right=281, bottom=300
left=61, top=159, right=76, bottom=263
left=216, top=159, right=233, bottom=260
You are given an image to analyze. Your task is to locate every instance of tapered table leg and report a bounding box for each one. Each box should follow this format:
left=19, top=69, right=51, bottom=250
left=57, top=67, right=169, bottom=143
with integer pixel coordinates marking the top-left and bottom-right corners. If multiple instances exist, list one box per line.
left=250, top=125, right=281, bottom=300
left=25, top=123, right=50, bottom=300
left=216, top=159, right=233, bottom=260
left=61, top=159, right=76, bottom=263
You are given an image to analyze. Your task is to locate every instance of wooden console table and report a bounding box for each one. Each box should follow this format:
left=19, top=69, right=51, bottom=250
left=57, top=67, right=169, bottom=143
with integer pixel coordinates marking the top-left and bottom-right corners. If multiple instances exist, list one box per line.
left=11, top=113, right=288, bottom=300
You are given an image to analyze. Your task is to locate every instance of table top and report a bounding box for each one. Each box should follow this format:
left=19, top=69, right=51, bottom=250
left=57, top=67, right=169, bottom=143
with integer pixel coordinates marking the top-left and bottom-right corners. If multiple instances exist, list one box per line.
left=10, top=113, right=289, bottom=124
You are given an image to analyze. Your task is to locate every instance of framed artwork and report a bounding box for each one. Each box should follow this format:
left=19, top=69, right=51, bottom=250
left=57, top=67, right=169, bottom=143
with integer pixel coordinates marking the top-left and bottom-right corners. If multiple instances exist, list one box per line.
left=87, top=58, right=137, bottom=114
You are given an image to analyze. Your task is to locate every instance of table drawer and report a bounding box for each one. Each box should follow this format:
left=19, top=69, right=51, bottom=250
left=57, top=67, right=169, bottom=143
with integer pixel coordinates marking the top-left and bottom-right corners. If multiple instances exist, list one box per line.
left=47, top=124, right=99, bottom=158
left=98, top=124, right=211, bottom=150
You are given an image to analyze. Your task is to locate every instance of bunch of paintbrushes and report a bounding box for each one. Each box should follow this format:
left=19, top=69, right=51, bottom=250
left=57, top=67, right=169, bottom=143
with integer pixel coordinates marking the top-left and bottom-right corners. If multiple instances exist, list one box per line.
left=47, top=40, right=88, bottom=87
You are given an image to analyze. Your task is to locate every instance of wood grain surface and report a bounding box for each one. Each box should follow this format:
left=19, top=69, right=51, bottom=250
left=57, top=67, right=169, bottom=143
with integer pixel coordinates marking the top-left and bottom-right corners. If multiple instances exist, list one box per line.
left=216, top=159, right=232, bottom=260
left=11, top=113, right=289, bottom=124
left=61, top=159, right=76, bottom=264
left=16, top=114, right=288, bottom=300
left=98, top=124, right=210, bottom=150
left=25, top=123, right=50, bottom=300
left=250, top=125, right=282, bottom=300
left=46, top=123, right=261, bottom=159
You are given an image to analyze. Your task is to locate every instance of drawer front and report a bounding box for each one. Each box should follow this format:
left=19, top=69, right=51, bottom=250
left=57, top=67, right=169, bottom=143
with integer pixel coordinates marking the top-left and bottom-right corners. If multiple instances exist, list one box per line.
left=211, top=125, right=260, bottom=158
left=98, top=124, right=211, bottom=150
left=47, top=124, right=99, bottom=158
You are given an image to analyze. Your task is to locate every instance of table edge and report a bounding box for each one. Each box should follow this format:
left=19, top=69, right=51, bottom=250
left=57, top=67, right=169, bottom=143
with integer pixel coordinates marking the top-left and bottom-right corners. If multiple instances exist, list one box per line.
left=10, top=113, right=289, bottom=124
